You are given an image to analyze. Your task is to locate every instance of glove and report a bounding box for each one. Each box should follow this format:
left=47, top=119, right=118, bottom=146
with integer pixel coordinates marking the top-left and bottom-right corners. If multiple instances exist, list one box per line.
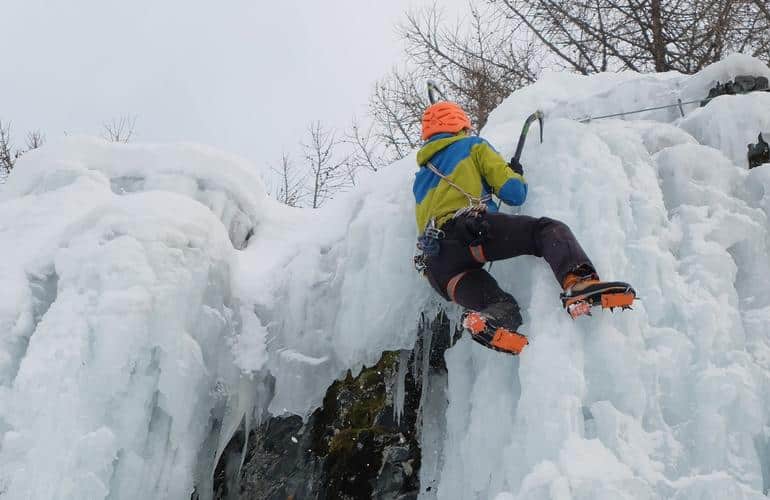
left=509, top=158, right=524, bottom=176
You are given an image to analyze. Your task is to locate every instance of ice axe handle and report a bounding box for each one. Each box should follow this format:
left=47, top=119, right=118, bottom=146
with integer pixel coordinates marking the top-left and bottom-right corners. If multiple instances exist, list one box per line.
left=427, top=80, right=447, bottom=104
left=511, top=111, right=544, bottom=165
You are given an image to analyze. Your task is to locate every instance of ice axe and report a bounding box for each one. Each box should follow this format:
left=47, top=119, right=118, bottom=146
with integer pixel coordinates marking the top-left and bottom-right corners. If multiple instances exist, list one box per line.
left=427, top=80, right=448, bottom=104
left=505, top=111, right=543, bottom=221
left=426, top=80, right=544, bottom=163
left=511, top=110, right=544, bottom=165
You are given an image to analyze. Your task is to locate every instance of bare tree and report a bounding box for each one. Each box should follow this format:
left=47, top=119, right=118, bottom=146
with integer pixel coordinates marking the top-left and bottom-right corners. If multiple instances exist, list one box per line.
left=361, top=0, right=769, bottom=171
left=25, top=130, right=45, bottom=151
left=302, top=121, right=352, bottom=209
left=368, top=68, right=426, bottom=162
left=343, top=118, right=391, bottom=173
left=401, top=4, right=539, bottom=128
left=362, top=4, right=540, bottom=166
left=271, top=152, right=305, bottom=207
left=0, top=121, right=20, bottom=175
left=494, top=0, right=770, bottom=75
left=102, top=115, right=137, bottom=143
left=0, top=122, right=48, bottom=176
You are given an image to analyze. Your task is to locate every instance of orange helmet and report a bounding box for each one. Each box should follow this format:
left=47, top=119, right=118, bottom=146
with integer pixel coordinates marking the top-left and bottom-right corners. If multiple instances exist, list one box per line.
left=421, top=102, right=472, bottom=141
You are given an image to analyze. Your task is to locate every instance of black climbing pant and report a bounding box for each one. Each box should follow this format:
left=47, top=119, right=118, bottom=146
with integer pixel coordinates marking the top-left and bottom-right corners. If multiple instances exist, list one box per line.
left=424, top=212, right=595, bottom=329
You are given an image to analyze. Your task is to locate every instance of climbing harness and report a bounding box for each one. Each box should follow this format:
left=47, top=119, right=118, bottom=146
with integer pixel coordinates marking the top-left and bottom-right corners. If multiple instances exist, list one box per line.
left=416, top=221, right=444, bottom=258
left=413, top=161, right=491, bottom=274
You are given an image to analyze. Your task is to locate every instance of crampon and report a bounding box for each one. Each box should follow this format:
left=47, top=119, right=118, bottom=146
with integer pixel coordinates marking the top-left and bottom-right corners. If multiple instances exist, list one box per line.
left=561, top=281, right=636, bottom=319
left=462, top=311, right=529, bottom=355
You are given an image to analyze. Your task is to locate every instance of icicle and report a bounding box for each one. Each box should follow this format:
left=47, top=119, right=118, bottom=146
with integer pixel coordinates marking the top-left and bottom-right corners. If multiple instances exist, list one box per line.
left=392, top=349, right=409, bottom=425
left=417, top=326, right=433, bottom=426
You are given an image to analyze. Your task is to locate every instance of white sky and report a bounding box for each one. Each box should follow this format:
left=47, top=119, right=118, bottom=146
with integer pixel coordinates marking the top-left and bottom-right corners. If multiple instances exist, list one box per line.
left=2, top=0, right=464, bottom=169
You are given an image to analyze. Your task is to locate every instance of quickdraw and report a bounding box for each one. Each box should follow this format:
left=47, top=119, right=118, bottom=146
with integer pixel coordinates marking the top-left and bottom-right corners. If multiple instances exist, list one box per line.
left=414, top=220, right=444, bottom=274
left=417, top=222, right=444, bottom=257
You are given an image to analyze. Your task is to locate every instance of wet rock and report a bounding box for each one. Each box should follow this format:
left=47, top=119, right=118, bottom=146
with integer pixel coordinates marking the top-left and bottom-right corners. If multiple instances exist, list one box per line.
left=217, top=312, right=459, bottom=500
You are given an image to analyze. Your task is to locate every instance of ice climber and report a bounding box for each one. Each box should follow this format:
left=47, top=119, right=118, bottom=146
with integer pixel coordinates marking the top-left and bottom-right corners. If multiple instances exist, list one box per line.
left=413, top=101, right=635, bottom=355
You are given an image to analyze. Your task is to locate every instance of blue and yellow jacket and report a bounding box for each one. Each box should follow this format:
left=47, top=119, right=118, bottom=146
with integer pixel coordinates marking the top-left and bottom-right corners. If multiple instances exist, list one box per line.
left=413, top=132, right=528, bottom=232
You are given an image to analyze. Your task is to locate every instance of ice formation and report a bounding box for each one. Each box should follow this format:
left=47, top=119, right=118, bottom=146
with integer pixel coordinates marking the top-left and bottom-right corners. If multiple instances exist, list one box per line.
left=1, top=54, right=770, bottom=499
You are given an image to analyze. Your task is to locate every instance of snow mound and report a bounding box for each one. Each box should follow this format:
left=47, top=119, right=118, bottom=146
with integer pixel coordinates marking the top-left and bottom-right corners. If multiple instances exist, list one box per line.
left=2, top=54, right=770, bottom=499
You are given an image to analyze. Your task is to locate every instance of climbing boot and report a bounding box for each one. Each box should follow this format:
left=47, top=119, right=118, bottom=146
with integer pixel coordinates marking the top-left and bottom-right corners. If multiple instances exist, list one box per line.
left=462, top=308, right=528, bottom=355
left=561, top=273, right=636, bottom=319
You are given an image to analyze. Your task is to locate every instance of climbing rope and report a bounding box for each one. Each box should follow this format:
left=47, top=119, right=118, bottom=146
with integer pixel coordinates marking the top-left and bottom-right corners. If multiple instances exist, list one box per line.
left=424, top=160, right=491, bottom=210
left=578, top=88, right=770, bottom=123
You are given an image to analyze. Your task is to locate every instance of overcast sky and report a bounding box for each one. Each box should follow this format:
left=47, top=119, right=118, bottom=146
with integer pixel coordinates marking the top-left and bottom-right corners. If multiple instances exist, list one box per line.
left=1, top=0, right=464, bottom=171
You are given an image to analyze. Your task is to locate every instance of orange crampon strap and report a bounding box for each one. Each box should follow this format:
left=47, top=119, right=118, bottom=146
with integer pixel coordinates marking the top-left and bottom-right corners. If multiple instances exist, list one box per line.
left=490, top=328, right=529, bottom=354
left=462, top=311, right=487, bottom=334
left=566, top=301, right=592, bottom=319
left=600, top=292, right=635, bottom=309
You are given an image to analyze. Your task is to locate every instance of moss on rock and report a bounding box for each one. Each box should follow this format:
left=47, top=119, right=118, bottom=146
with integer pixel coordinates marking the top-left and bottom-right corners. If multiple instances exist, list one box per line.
left=228, top=311, right=458, bottom=500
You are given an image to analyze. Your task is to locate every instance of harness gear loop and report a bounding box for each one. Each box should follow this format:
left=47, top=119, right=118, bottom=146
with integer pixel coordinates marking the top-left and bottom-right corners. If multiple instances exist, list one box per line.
left=414, top=219, right=445, bottom=274
left=422, top=222, right=445, bottom=241
left=413, top=254, right=428, bottom=275
left=416, top=219, right=444, bottom=257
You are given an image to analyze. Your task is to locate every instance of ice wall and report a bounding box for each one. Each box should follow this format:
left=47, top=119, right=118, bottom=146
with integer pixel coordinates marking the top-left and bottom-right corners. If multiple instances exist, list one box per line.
left=234, top=156, right=433, bottom=417
left=430, top=54, right=770, bottom=500
left=0, top=141, right=270, bottom=499
left=1, top=54, right=770, bottom=499
left=0, top=137, right=431, bottom=499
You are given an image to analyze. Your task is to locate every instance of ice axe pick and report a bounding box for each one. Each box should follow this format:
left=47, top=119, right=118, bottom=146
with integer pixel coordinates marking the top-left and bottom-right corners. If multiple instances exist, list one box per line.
left=511, top=111, right=544, bottom=165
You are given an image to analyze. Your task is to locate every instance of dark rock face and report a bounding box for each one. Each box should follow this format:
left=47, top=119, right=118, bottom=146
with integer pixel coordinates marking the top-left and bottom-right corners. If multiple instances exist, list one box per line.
left=233, top=415, right=323, bottom=499
left=216, top=312, right=458, bottom=500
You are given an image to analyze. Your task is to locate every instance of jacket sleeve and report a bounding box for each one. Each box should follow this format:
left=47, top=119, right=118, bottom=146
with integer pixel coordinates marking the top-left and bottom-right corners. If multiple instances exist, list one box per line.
left=473, top=140, right=528, bottom=206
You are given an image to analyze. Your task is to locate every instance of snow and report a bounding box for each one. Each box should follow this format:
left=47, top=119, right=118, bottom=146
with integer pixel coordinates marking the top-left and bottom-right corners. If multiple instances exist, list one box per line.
left=1, top=53, right=770, bottom=499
